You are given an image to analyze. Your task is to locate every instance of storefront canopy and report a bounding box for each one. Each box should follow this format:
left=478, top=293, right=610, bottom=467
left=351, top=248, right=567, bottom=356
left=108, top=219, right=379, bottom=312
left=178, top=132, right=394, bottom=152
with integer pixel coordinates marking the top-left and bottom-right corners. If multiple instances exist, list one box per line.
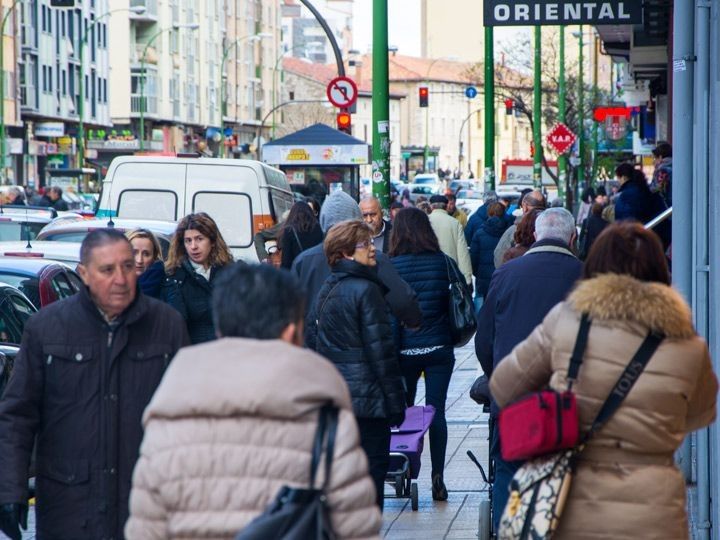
left=261, top=123, right=370, bottom=166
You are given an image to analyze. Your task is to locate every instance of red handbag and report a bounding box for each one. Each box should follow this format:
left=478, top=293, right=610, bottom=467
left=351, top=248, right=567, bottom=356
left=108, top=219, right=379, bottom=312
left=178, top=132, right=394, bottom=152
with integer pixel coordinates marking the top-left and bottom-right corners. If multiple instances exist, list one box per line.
left=499, top=314, right=591, bottom=462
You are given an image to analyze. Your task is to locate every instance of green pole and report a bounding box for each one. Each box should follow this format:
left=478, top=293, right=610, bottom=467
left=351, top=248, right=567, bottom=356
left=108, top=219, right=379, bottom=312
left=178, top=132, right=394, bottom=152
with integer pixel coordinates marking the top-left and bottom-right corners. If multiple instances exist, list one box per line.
left=532, top=26, right=542, bottom=189
left=577, top=25, right=585, bottom=190
left=371, top=0, right=390, bottom=209
left=0, top=0, right=20, bottom=184
left=219, top=43, right=234, bottom=159
left=78, top=23, right=84, bottom=168
left=557, top=26, right=566, bottom=203
left=590, top=33, right=599, bottom=186
left=483, top=25, right=495, bottom=191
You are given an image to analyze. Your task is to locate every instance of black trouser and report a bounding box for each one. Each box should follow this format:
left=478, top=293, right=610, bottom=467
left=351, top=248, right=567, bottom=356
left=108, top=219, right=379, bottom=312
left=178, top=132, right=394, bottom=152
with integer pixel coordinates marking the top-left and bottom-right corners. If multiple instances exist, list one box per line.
left=356, top=417, right=391, bottom=511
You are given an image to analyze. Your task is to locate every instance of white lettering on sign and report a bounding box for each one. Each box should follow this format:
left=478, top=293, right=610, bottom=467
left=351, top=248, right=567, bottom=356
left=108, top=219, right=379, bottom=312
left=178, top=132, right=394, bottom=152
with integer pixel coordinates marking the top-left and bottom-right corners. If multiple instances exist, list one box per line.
left=565, top=4, right=581, bottom=19
left=584, top=3, right=597, bottom=18
left=618, top=2, right=631, bottom=19
left=546, top=4, right=558, bottom=20
left=598, top=3, right=612, bottom=18
left=494, top=4, right=510, bottom=20
left=516, top=4, right=529, bottom=20
left=489, top=1, right=638, bottom=25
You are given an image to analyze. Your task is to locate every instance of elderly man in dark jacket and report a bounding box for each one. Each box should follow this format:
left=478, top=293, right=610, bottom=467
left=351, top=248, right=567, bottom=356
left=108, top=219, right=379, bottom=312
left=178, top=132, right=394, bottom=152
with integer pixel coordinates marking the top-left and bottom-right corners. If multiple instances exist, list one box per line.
left=0, top=229, right=189, bottom=540
left=291, top=191, right=421, bottom=328
left=475, top=207, right=582, bottom=530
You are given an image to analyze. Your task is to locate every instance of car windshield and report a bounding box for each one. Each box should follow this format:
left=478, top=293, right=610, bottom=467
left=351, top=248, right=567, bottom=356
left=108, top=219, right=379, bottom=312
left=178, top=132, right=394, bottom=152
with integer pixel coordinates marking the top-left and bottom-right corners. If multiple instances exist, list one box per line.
left=457, top=190, right=482, bottom=199
left=39, top=231, right=90, bottom=243
left=414, top=177, right=437, bottom=184
left=0, top=274, right=40, bottom=307
left=0, top=222, right=45, bottom=242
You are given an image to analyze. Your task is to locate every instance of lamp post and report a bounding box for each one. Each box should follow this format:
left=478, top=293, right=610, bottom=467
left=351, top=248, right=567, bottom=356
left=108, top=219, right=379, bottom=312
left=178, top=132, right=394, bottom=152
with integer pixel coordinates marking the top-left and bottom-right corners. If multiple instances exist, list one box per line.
left=0, top=0, right=21, bottom=184
left=139, top=23, right=199, bottom=152
left=271, top=44, right=307, bottom=139
left=219, top=32, right=271, bottom=158
left=78, top=5, right=146, bottom=168
left=423, top=56, right=457, bottom=172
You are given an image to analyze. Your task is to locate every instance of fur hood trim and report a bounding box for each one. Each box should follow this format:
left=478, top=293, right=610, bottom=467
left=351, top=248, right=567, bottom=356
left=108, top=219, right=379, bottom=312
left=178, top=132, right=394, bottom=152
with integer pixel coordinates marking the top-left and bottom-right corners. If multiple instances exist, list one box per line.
left=569, top=274, right=695, bottom=339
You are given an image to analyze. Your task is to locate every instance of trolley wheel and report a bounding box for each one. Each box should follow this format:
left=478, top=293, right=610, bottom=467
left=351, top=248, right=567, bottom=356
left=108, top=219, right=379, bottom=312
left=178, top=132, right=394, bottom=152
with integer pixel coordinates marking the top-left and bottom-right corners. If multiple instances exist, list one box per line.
left=478, top=499, right=492, bottom=540
left=394, top=475, right=403, bottom=498
left=404, top=475, right=412, bottom=496
left=410, top=483, right=419, bottom=511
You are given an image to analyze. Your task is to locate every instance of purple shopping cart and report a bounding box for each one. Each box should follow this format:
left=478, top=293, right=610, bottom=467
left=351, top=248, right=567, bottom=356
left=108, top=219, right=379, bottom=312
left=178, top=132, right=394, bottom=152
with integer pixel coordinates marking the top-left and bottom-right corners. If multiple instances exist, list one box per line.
left=386, top=405, right=436, bottom=511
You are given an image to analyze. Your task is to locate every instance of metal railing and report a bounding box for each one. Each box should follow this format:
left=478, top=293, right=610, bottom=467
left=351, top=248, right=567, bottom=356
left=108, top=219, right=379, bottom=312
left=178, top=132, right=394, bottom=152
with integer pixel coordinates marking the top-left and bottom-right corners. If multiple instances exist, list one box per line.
left=130, top=0, right=158, bottom=18
left=644, top=206, right=672, bottom=230
left=130, top=94, right=157, bottom=115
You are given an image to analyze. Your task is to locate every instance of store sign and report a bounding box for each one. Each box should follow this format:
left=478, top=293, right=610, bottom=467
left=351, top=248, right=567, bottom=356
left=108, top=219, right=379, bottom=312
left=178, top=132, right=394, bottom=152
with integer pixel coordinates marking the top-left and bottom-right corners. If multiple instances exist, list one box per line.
left=484, top=1, right=642, bottom=26
left=35, top=122, right=65, bottom=137
left=262, top=144, right=369, bottom=166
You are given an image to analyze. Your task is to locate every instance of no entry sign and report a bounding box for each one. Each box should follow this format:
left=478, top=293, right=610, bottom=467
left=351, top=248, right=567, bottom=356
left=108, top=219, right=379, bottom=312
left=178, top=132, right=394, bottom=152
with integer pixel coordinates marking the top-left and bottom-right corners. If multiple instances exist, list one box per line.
left=546, top=123, right=577, bottom=155
left=484, top=1, right=643, bottom=26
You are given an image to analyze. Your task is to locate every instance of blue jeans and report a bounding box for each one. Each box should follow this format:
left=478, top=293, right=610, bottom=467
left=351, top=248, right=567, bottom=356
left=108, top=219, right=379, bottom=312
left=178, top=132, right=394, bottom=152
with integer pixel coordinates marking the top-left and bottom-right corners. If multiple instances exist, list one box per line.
left=400, top=348, right=455, bottom=476
left=490, top=421, right=522, bottom=530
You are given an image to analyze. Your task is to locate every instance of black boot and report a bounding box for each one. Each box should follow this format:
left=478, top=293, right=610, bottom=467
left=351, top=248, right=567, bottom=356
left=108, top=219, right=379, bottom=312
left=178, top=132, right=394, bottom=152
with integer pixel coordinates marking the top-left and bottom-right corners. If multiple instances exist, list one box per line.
left=432, top=473, right=448, bottom=501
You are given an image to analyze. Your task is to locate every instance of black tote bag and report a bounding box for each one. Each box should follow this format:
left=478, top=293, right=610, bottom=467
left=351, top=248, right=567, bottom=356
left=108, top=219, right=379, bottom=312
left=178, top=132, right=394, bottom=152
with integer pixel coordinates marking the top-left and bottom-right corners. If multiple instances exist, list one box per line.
left=444, top=255, right=477, bottom=347
left=236, top=405, right=339, bottom=540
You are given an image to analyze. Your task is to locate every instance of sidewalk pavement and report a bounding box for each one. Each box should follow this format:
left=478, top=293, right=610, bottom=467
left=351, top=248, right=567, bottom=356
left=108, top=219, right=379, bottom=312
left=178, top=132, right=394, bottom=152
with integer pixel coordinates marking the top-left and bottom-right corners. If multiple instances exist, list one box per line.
left=383, top=341, right=490, bottom=540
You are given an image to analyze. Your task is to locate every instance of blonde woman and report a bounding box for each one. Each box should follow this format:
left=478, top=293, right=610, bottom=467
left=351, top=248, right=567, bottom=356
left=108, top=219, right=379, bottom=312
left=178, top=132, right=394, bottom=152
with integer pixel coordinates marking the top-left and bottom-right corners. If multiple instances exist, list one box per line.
left=125, top=228, right=164, bottom=298
left=163, top=213, right=233, bottom=344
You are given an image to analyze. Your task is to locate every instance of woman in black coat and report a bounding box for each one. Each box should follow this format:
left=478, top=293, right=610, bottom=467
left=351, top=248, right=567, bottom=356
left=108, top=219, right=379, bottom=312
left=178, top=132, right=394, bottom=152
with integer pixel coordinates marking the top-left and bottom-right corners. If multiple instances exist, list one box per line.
left=162, top=213, right=233, bottom=344
left=390, top=208, right=461, bottom=501
left=469, top=202, right=510, bottom=301
left=280, top=201, right=323, bottom=269
left=306, top=220, right=405, bottom=511
left=126, top=228, right=165, bottom=298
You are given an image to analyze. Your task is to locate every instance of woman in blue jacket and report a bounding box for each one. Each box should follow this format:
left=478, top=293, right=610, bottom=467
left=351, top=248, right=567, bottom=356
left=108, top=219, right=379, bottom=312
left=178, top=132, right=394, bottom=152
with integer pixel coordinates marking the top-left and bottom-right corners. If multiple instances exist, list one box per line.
left=469, top=202, right=510, bottom=302
left=390, top=208, right=459, bottom=501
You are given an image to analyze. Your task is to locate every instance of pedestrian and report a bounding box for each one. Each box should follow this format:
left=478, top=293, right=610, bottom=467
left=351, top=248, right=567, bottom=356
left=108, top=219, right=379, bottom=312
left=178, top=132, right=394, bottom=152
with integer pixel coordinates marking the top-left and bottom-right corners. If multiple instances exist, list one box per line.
left=428, top=194, right=473, bottom=285
left=307, top=196, right=321, bottom=220
left=464, top=191, right=498, bottom=245
left=389, top=208, right=459, bottom=502
left=0, top=229, right=188, bottom=540
left=279, top=201, right=323, bottom=269
left=475, top=208, right=582, bottom=530
left=163, top=212, right=233, bottom=344
left=40, top=186, right=69, bottom=211
left=125, top=263, right=382, bottom=539
left=613, top=163, right=653, bottom=222
left=577, top=202, right=609, bottom=260
left=417, top=200, right=432, bottom=215
left=446, top=193, right=467, bottom=227
left=469, top=201, right=510, bottom=309
left=359, top=196, right=392, bottom=253
left=4, top=187, right=25, bottom=206
left=291, top=191, right=421, bottom=329
left=490, top=222, right=717, bottom=539
left=401, top=188, right=412, bottom=207
left=575, top=186, right=596, bottom=226
left=306, top=220, right=406, bottom=511
left=126, top=228, right=165, bottom=298
left=500, top=207, right=543, bottom=264
left=390, top=201, right=404, bottom=221
left=494, top=190, right=546, bottom=268
left=650, top=141, right=672, bottom=207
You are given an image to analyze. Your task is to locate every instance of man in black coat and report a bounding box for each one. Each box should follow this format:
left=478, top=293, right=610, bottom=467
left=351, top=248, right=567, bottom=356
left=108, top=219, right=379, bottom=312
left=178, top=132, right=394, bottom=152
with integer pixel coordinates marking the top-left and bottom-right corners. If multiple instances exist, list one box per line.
left=475, top=207, right=582, bottom=530
left=359, top=196, right=392, bottom=253
left=0, top=229, right=189, bottom=540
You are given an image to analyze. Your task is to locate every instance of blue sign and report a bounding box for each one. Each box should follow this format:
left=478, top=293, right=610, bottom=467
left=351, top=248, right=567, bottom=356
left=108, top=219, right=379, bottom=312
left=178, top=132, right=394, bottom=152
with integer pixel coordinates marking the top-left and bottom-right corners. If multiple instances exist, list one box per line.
left=465, top=86, right=478, bottom=99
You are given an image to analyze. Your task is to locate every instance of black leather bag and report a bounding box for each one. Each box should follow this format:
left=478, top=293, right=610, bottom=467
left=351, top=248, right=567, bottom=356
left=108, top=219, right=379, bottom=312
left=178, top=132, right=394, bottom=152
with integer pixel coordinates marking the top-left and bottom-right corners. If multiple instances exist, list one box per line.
left=236, top=405, right=339, bottom=540
left=444, top=255, right=477, bottom=347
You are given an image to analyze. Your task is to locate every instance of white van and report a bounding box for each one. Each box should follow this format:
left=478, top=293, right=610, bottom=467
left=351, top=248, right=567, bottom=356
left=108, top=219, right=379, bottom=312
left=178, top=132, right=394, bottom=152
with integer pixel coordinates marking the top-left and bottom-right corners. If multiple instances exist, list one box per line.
left=96, top=156, right=294, bottom=261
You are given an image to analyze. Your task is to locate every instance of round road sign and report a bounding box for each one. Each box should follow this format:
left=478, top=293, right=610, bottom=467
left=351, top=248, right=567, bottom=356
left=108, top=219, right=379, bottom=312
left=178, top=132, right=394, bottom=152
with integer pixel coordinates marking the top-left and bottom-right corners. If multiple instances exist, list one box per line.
left=465, top=86, right=478, bottom=99
left=326, top=76, right=359, bottom=108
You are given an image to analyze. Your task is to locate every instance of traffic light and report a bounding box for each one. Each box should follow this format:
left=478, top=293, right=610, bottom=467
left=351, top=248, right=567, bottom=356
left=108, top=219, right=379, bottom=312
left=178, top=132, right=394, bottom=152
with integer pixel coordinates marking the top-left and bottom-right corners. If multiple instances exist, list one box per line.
left=419, top=86, right=429, bottom=108
left=50, top=0, right=75, bottom=6
left=504, top=98, right=514, bottom=116
left=337, top=111, right=352, bottom=134
left=530, top=140, right=535, bottom=158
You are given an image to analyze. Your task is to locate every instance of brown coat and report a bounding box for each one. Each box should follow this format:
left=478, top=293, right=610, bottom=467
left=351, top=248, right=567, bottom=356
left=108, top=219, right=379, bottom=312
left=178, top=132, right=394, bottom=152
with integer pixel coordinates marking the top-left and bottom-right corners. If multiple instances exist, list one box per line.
left=490, top=274, right=718, bottom=540
left=125, top=338, right=381, bottom=540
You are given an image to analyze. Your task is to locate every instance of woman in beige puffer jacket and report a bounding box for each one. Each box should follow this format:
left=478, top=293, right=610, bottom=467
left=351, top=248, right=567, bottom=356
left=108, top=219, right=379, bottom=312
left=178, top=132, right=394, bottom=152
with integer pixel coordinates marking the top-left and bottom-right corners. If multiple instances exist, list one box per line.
left=124, top=337, right=381, bottom=540
left=490, top=222, right=717, bottom=540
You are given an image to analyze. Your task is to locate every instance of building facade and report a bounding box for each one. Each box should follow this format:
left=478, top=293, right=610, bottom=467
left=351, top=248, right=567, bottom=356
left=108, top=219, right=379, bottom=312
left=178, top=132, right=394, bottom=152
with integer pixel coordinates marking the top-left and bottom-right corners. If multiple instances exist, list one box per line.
left=281, top=0, right=353, bottom=64
left=1, top=0, right=22, bottom=184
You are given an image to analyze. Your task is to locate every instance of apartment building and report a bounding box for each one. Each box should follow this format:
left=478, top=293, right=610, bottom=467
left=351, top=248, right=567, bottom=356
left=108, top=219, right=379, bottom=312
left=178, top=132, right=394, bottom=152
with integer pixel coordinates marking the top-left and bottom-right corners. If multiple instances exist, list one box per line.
left=281, top=0, right=352, bottom=63
left=19, top=0, right=110, bottom=186
left=1, top=0, right=22, bottom=184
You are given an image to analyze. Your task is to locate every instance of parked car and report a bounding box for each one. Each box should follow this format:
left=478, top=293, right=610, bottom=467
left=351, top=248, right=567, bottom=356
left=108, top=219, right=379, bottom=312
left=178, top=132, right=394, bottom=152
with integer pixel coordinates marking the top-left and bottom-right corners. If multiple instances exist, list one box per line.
left=0, top=257, right=83, bottom=309
left=0, top=282, right=37, bottom=346
left=455, top=188, right=485, bottom=216
left=412, top=173, right=441, bottom=186
left=0, top=241, right=82, bottom=266
left=37, top=218, right=177, bottom=257
left=448, top=180, right=475, bottom=194
left=0, top=344, right=18, bottom=397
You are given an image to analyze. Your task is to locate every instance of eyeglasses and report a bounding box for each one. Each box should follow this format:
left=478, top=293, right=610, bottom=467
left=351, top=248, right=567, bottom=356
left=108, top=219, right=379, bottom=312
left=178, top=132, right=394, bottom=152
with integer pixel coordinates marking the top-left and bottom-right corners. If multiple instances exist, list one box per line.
left=355, top=239, right=372, bottom=250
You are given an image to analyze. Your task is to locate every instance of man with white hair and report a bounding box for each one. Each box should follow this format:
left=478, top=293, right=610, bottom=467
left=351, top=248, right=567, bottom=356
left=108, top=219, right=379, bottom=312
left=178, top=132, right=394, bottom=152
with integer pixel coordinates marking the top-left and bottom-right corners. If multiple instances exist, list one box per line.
left=474, top=207, right=582, bottom=530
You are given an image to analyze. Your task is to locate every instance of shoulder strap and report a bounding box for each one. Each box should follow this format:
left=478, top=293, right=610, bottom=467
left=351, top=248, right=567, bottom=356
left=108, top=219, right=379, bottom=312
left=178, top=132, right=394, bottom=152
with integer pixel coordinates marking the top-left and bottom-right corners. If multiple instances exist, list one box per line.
left=566, top=314, right=592, bottom=390
left=582, top=332, right=664, bottom=444
left=309, top=404, right=339, bottom=490
left=321, top=407, right=339, bottom=490
left=292, top=228, right=303, bottom=251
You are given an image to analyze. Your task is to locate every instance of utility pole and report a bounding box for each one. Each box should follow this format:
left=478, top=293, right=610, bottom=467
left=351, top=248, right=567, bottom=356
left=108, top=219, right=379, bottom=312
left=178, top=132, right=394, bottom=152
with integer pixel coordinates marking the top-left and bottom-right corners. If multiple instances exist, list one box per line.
left=371, top=0, right=390, bottom=209
left=532, top=26, right=542, bottom=189
left=557, top=26, right=566, bottom=203
left=577, top=25, right=585, bottom=190
left=483, top=26, right=495, bottom=191
left=590, top=33, right=600, bottom=186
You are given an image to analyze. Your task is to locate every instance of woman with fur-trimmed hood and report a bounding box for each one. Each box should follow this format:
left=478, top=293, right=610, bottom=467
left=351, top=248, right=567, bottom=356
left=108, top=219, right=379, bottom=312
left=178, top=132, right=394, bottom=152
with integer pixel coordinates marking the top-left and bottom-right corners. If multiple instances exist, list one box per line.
left=491, top=222, right=717, bottom=539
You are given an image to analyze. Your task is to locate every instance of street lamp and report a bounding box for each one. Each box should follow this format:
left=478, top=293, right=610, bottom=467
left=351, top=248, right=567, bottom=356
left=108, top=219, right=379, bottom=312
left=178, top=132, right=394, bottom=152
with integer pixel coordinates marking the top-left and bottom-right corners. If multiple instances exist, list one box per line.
left=0, top=0, right=22, bottom=184
left=218, top=32, right=271, bottom=157
left=139, top=23, right=199, bottom=152
left=423, top=56, right=458, bottom=172
left=77, top=5, right=147, bottom=168
left=271, top=44, right=308, bottom=139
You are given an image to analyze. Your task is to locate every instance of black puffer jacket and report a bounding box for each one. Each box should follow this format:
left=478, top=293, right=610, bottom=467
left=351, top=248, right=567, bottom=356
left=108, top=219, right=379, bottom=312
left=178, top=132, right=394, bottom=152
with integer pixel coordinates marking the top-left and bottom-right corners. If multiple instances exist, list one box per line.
left=162, top=259, right=230, bottom=344
left=306, top=259, right=405, bottom=420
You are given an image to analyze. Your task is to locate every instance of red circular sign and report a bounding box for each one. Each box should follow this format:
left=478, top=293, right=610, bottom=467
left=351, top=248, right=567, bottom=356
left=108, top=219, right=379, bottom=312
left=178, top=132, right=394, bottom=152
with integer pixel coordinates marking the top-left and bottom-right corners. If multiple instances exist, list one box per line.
left=326, top=77, right=358, bottom=108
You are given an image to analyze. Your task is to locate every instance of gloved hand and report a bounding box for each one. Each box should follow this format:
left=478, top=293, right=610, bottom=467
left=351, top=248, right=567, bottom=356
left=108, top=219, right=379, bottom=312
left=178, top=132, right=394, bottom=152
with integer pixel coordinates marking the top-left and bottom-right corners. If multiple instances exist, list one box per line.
left=388, top=410, right=406, bottom=429
left=0, top=503, right=28, bottom=540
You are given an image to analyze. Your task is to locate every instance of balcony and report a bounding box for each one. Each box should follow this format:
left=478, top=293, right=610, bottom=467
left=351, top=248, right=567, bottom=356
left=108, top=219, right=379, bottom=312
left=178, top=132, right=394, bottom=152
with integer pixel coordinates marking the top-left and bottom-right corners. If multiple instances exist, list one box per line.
left=130, top=95, right=158, bottom=117
left=129, top=0, right=158, bottom=23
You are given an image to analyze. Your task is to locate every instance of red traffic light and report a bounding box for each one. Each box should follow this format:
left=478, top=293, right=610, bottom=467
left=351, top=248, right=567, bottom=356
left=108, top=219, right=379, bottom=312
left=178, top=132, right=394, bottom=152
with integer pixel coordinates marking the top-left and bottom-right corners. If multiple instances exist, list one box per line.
left=504, top=98, right=514, bottom=115
left=419, top=86, right=429, bottom=107
left=337, top=112, right=352, bottom=133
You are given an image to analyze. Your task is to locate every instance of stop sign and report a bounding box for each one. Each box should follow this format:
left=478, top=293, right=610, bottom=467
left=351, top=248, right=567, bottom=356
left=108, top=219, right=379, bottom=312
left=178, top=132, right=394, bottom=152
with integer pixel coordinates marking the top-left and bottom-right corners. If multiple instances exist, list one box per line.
left=546, top=123, right=577, bottom=155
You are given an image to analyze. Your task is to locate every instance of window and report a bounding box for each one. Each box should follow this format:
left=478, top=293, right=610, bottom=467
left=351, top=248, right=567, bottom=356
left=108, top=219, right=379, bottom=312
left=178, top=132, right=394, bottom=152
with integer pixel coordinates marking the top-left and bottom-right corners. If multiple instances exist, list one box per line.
left=51, top=273, right=76, bottom=300
left=0, top=274, right=39, bottom=308
left=117, top=190, right=178, bottom=221
left=192, top=192, right=253, bottom=248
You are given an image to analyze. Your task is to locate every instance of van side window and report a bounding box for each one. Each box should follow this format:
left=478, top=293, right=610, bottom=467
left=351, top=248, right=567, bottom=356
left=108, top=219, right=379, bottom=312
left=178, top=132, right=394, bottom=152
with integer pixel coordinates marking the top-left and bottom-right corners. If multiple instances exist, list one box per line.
left=117, top=190, right=177, bottom=221
left=269, top=188, right=293, bottom=222
left=192, top=192, right=252, bottom=248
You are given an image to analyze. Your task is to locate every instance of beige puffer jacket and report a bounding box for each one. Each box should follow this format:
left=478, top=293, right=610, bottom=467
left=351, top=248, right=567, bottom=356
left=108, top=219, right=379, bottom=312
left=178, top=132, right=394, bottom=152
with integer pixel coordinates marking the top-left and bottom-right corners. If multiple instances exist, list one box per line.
left=491, top=274, right=718, bottom=540
left=125, top=338, right=381, bottom=540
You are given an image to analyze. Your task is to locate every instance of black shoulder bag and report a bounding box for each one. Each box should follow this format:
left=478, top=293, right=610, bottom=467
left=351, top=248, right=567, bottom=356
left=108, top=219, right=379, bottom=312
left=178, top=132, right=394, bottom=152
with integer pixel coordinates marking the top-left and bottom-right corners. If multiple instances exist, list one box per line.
left=236, top=405, right=339, bottom=540
left=444, top=255, right=477, bottom=347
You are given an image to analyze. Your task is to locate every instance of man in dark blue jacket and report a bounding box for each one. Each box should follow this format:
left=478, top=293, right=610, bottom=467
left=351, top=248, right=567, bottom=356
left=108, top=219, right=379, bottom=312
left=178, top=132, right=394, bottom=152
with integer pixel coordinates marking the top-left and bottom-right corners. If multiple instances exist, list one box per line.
left=474, top=207, right=582, bottom=530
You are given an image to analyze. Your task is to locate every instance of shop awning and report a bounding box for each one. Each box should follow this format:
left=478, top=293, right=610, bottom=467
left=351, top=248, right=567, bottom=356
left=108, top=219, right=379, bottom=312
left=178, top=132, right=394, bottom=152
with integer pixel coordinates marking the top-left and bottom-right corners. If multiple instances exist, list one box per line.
left=261, top=123, right=370, bottom=166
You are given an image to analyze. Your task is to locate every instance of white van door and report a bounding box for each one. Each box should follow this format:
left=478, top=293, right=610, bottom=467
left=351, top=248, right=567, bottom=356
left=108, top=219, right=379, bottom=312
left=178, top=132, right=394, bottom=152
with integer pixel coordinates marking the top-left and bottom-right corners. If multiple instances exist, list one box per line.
left=185, top=164, right=260, bottom=260
left=112, top=161, right=186, bottom=221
